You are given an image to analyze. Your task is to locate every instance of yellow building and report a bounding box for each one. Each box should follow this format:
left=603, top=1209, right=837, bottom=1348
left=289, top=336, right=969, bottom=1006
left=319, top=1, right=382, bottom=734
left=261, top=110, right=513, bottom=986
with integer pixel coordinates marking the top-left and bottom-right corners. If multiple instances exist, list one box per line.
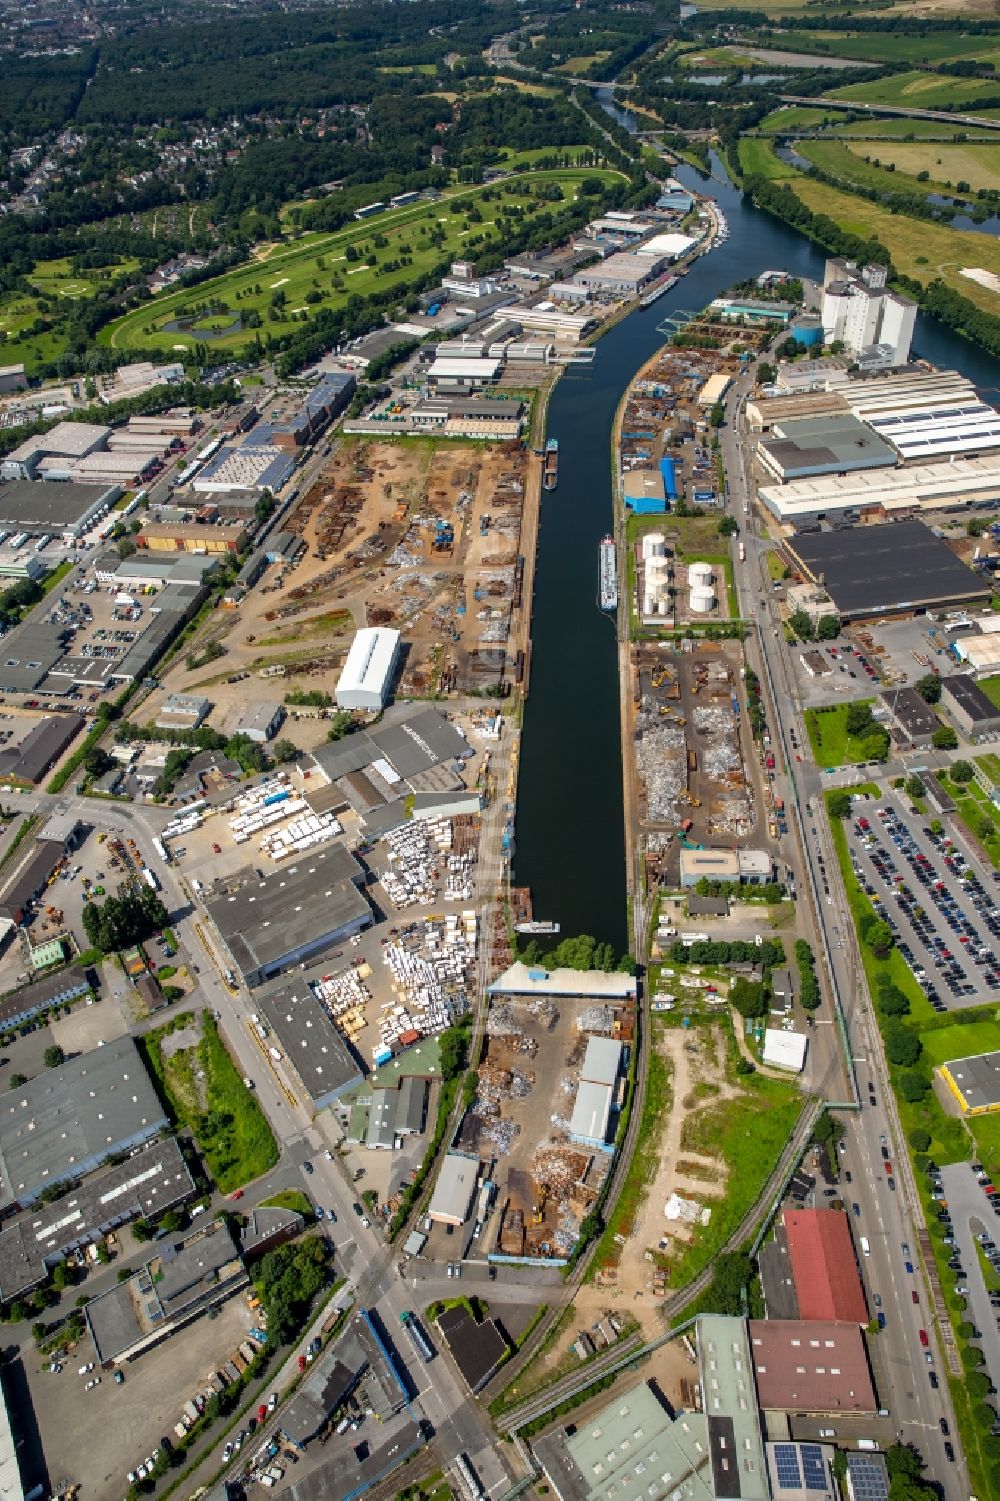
left=137, top=521, right=247, bottom=555
left=940, top=1052, right=1000, bottom=1116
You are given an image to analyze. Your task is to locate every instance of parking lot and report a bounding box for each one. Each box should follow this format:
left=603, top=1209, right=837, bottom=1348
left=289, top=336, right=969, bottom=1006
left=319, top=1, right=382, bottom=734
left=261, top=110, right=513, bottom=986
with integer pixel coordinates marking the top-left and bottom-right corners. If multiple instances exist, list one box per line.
left=26, top=1290, right=257, bottom=1499
left=937, top=1160, right=1000, bottom=1417
left=846, top=797, right=1000, bottom=1011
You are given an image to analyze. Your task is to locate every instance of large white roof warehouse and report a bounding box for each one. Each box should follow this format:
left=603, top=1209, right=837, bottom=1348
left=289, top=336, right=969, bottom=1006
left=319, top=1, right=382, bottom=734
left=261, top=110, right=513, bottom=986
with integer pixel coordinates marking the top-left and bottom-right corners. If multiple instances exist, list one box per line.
left=866, top=402, right=1000, bottom=462
left=758, top=453, right=1000, bottom=523
left=336, top=627, right=401, bottom=711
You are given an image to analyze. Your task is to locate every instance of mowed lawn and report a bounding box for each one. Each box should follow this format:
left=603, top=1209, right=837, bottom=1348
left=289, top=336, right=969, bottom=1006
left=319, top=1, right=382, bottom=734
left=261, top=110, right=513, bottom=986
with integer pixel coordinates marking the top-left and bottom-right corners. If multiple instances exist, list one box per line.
left=804, top=701, right=877, bottom=766
left=828, top=70, right=1000, bottom=110
left=100, top=168, right=624, bottom=358
left=921, top=1020, right=1000, bottom=1068
left=758, top=106, right=840, bottom=133
left=738, top=137, right=795, bottom=179
left=978, top=678, right=1000, bottom=710
left=841, top=140, right=1000, bottom=194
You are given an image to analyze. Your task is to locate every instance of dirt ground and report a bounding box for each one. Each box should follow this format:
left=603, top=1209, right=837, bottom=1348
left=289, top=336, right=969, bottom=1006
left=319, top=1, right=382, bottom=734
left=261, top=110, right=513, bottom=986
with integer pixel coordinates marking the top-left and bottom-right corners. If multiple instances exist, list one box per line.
left=145, top=437, right=534, bottom=736
left=575, top=1024, right=737, bottom=1340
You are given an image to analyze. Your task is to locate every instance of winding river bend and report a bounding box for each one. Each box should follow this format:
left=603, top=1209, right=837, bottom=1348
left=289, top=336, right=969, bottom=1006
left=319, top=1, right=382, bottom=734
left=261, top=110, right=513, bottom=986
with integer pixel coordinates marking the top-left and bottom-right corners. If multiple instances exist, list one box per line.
left=513, top=104, right=1000, bottom=952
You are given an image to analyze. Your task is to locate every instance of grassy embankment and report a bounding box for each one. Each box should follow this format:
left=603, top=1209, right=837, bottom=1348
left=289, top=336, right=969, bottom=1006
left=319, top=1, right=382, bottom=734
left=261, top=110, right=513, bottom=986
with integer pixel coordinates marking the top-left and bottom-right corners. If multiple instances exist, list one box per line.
left=827, top=69, right=1000, bottom=111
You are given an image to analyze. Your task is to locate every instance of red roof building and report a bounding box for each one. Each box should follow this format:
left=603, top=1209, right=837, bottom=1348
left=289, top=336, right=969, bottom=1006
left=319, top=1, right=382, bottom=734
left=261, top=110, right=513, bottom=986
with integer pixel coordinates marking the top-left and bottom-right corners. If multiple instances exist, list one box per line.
left=782, top=1208, right=868, bottom=1324
left=749, top=1320, right=877, bottom=1414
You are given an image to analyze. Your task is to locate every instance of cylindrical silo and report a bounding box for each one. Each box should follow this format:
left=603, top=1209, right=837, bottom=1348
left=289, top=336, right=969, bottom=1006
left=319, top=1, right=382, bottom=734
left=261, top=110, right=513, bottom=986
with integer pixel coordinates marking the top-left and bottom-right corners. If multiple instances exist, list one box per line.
left=689, top=561, right=714, bottom=586
left=690, top=586, right=715, bottom=614
left=642, top=532, right=666, bottom=562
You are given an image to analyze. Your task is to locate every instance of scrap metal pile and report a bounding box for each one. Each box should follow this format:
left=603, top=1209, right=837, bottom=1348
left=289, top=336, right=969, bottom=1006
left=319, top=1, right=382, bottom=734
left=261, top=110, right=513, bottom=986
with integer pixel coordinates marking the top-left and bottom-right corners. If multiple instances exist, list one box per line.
left=635, top=694, right=686, bottom=821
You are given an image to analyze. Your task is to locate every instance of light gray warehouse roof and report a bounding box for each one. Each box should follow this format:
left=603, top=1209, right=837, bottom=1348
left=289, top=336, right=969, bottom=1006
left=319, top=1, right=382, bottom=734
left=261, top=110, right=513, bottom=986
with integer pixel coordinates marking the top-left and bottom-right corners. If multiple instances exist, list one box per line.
left=0, top=479, right=118, bottom=532
left=311, top=706, right=469, bottom=784
left=0, top=625, right=67, bottom=694
left=0, top=1036, right=167, bottom=1208
left=257, top=977, right=363, bottom=1106
left=205, top=845, right=368, bottom=977
left=758, top=414, right=897, bottom=481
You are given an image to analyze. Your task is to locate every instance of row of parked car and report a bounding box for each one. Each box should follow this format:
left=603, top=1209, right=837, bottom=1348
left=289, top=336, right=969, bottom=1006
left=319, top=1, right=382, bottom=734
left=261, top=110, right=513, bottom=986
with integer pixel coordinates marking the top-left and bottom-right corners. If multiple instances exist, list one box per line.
left=854, top=806, right=1000, bottom=1009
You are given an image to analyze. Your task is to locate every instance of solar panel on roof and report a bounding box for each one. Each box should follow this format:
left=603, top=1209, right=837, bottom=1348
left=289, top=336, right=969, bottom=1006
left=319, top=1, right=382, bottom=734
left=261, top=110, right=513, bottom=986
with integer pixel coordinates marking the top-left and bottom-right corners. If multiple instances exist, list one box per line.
left=773, top=1444, right=802, bottom=1490
left=800, top=1444, right=827, bottom=1491
left=846, top=1456, right=888, bottom=1501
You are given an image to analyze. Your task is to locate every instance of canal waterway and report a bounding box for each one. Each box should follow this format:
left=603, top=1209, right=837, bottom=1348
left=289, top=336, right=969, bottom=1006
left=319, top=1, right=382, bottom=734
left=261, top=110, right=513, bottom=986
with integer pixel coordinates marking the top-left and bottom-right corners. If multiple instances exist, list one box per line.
left=512, top=101, right=1000, bottom=951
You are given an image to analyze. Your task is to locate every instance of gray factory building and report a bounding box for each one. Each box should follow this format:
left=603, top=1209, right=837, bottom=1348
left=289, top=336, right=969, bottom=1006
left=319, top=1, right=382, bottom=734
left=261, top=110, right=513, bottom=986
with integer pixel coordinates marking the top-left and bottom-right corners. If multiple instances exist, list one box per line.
left=0, top=1036, right=167, bottom=1210
left=205, top=845, right=372, bottom=988
left=257, top=978, right=363, bottom=1110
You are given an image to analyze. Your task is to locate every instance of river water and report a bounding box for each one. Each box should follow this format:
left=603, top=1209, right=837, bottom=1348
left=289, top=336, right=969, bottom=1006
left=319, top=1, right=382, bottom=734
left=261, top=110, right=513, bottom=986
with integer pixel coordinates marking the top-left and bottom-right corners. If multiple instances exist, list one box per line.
left=512, top=95, right=1000, bottom=951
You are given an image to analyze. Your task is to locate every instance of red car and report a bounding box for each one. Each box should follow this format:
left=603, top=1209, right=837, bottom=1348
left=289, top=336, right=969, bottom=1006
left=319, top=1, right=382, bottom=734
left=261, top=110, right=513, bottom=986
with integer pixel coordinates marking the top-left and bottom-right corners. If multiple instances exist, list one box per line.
left=911, top=1290, right=919, bottom=1304
left=231, top=1189, right=244, bottom=1200
left=884, top=1161, right=893, bottom=1175
left=919, top=1329, right=929, bottom=1348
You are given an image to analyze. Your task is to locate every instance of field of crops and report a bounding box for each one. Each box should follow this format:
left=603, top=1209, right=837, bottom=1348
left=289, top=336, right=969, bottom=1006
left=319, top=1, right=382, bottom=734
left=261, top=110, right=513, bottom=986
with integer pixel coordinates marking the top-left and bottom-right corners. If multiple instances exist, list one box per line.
left=775, top=29, right=1000, bottom=66
left=841, top=139, right=1000, bottom=193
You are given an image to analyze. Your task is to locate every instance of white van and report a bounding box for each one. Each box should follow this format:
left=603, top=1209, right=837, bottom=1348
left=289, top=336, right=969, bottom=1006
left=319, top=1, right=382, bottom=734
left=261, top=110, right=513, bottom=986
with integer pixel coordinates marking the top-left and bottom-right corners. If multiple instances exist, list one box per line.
left=860, top=1236, right=870, bottom=1257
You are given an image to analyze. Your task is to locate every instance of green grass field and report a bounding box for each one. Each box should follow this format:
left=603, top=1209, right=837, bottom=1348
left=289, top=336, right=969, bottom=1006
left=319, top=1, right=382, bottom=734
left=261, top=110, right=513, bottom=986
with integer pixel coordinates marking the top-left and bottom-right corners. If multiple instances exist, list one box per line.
left=773, top=29, right=1000, bottom=67
left=738, top=136, right=795, bottom=179
left=788, top=172, right=1000, bottom=317
left=758, top=106, right=840, bottom=133
left=796, top=138, right=953, bottom=202
left=804, top=701, right=877, bottom=766
left=839, top=139, right=1000, bottom=193
left=99, top=168, right=623, bottom=360
left=828, top=70, right=1000, bottom=111
left=28, top=256, right=142, bottom=299
left=834, top=116, right=1000, bottom=141
left=921, top=1020, right=1000, bottom=1067
left=980, top=678, right=1000, bottom=710
left=142, top=1014, right=278, bottom=1192
left=679, top=46, right=760, bottom=70
left=975, top=750, right=1000, bottom=781
left=668, top=1065, right=802, bottom=1288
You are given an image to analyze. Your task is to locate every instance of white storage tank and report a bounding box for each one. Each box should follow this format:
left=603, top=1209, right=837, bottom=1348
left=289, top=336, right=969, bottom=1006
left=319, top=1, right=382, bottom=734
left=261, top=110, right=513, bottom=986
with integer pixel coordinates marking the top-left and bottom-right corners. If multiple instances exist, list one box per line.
left=646, top=556, right=670, bottom=587
left=642, top=532, right=666, bottom=562
left=690, top=586, right=716, bottom=614
left=689, top=561, right=714, bottom=586
left=643, top=591, right=661, bottom=616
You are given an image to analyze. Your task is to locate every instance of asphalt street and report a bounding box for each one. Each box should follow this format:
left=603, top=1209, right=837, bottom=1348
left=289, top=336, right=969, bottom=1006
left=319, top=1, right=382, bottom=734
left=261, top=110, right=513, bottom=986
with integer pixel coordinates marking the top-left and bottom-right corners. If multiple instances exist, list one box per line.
left=723, top=372, right=966, bottom=1496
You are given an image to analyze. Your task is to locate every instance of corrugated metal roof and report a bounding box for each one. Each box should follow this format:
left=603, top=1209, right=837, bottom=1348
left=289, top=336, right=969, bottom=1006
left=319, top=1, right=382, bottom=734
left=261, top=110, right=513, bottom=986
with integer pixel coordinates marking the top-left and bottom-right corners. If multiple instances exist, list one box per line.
left=783, top=1209, right=868, bottom=1324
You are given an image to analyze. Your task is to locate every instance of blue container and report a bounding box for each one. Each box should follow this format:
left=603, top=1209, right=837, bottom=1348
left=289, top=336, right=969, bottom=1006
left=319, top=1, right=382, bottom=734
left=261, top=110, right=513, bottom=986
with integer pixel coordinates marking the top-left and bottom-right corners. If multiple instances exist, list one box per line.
left=659, top=456, right=678, bottom=500
left=790, top=316, right=824, bottom=348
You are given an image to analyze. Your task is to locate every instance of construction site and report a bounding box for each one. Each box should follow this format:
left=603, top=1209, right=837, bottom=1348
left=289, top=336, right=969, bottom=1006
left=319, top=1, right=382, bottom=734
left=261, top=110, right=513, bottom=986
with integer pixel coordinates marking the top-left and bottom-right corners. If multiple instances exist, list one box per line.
left=140, top=438, right=537, bottom=736
left=457, top=998, right=635, bottom=1263
left=630, top=639, right=758, bottom=890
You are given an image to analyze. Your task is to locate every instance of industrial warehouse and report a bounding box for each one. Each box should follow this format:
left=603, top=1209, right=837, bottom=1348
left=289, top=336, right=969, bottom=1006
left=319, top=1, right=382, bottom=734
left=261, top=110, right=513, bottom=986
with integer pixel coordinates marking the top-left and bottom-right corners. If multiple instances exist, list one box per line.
left=940, top=1051, right=1000, bottom=1115
left=782, top=521, right=989, bottom=621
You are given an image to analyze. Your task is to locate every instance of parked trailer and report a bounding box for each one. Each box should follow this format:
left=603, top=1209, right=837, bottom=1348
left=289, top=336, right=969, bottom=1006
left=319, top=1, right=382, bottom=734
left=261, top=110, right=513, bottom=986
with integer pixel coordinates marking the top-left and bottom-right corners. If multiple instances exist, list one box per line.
left=142, top=868, right=160, bottom=892
left=453, top=1456, right=484, bottom=1501
left=399, top=1310, right=434, bottom=1362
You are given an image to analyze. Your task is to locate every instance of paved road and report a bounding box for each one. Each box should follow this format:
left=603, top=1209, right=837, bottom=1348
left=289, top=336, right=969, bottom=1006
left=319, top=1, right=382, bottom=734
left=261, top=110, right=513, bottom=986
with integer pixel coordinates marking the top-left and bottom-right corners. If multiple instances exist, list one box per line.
left=777, top=92, right=1000, bottom=132
left=940, top=1164, right=1000, bottom=1392
left=722, top=372, right=965, bottom=1494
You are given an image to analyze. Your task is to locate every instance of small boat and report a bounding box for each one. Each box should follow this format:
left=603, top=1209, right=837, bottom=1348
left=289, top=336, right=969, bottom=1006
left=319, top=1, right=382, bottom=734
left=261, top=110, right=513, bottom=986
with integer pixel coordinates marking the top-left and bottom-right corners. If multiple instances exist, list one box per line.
left=543, top=437, right=559, bottom=491
left=514, top=921, right=561, bottom=935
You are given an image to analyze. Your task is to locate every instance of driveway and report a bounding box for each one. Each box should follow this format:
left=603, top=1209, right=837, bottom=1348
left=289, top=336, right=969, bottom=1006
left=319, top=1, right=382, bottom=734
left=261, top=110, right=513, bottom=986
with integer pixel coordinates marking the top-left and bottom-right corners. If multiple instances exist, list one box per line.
left=940, top=1163, right=1000, bottom=1390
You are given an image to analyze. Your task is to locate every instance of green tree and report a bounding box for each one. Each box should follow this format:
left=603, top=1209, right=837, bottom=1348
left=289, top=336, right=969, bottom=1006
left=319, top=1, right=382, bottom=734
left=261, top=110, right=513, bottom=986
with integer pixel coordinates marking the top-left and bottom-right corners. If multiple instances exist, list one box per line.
left=816, top=615, right=840, bottom=641
left=717, top=515, right=738, bottom=537
left=43, top=1045, right=65, bottom=1069
left=731, top=977, right=767, bottom=1019
left=866, top=920, right=895, bottom=959
left=862, top=731, right=890, bottom=764
left=8, top=1072, right=26, bottom=1089
left=272, top=738, right=299, bottom=764
left=932, top=725, right=958, bottom=750
left=706, top=1252, right=753, bottom=1316
left=898, top=1070, right=929, bottom=1102
left=904, top=775, right=925, bottom=799
left=914, top=674, right=942, bottom=704
left=326, top=711, right=355, bottom=741
left=84, top=746, right=115, bottom=779
left=885, top=1022, right=921, bottom=1068
left=845, top=701, right=873, bottom=737
left=827, top=789, right=852, bottom=819
left=908, top=1128, right=931, bottom=1152
left=951, top=760, right=975, bottom=783
left=788, top=608, right=813, bottom=641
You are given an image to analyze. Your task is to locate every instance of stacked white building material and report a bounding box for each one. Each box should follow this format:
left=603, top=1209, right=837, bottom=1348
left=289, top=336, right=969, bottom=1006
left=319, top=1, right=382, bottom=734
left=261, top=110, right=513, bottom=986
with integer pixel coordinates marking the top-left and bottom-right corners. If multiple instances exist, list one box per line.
left=313, top=965, right=371, bottom=1020
left=377, top=911, right=477, bottom=1048
left=262, top=811, right=343, bottom=859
